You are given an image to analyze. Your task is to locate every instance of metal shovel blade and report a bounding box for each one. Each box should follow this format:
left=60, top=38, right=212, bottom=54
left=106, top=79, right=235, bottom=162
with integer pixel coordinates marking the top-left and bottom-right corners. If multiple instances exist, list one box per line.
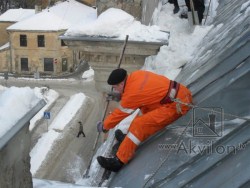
left=188, top=10, right=199, bottom=27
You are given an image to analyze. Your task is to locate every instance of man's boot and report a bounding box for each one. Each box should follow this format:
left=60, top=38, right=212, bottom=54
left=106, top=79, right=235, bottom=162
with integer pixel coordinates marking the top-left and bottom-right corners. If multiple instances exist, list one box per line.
left=111, top=142, right=120, bottom=156
left=115, top=129, right=126, bottom=143
left=173, top=6, right=180, bottom=14
left=97, top=156, right=124, bottom=172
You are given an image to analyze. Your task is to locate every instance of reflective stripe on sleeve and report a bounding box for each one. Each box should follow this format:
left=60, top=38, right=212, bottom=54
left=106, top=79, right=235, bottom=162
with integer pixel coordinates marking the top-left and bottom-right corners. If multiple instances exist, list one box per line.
left=118, top=104, right=135, bottom=114
left=127, top=132, right=141, bottom=145
left=169, top=88, right=177, bottom=99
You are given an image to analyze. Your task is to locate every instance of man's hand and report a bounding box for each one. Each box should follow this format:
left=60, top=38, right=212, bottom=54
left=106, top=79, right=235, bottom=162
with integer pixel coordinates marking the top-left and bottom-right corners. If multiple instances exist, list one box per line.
left=106, top=91, right=121, bottom=102
left=97, top=121, right=108, bottom=133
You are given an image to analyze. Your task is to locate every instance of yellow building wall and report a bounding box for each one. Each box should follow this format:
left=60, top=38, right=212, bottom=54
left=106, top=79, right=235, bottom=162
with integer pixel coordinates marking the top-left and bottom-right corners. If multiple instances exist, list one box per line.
left=9, top=31, right=74, bottom=74
left=0, top=22, right=13, bottom=46
left=0, top=49, right=9, bottom=72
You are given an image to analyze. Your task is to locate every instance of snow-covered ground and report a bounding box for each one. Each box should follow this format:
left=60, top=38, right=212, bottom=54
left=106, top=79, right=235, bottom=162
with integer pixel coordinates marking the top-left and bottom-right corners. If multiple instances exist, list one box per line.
left=0, top=0, right=221, bottom=187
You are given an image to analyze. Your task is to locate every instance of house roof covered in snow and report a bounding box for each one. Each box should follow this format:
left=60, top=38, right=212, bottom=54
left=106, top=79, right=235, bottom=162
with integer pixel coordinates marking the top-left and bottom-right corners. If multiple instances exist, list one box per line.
left=7, top=0, right=96, bottom=31
left=0, top=42, right=9, bottom=51
left=0, top=8, right=35, bottom=22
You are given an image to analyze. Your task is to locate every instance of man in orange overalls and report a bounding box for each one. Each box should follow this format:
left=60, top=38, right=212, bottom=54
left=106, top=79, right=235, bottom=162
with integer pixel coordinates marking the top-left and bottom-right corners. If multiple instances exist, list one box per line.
left=97, top=68, right=192, bottom=172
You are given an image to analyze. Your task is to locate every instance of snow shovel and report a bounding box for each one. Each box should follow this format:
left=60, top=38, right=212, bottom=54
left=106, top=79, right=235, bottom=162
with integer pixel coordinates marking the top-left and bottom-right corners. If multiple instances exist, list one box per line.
left=82, top=35, right=129, bottom=179
left=188, top=0, right=199, bottom=26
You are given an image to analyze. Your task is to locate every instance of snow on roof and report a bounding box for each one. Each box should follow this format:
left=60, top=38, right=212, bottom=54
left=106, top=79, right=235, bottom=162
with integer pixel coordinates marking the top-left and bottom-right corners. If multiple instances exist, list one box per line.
left=7, top=0, right=96, bottom=31
left=0, top=86, right=41, bottom=138
left=8, top=11, right=71, bottom=31
left=0, top=42, right=9, bottom=51
left=65, top=8, right=169, bottom=42
left=0, top=8, right=35, bottom=22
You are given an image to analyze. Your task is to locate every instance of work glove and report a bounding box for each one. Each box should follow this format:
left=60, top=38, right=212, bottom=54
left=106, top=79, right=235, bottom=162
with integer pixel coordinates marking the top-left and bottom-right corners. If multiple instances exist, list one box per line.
left=106, top=91, right=121, bottom=102
left=97, top=121, right=108, bottom=133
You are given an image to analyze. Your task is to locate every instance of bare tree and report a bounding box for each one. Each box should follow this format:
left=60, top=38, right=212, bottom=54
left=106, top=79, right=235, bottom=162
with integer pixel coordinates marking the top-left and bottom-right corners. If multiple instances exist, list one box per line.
left=0, top=0, right=59, bottom=13
left=0, top=0, right=11, bottom=13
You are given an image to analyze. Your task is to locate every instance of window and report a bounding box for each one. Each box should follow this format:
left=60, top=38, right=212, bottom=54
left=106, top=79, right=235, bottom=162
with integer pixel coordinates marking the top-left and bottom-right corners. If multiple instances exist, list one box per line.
left=20, top=35, right=27, bottom=47
left=37, top=35, right=45, bottom=47
left=61, top=40, right=66, bottom=46
left=20, top=58, right=29, bottom=71
left=44, top=58, right=54, bottom=72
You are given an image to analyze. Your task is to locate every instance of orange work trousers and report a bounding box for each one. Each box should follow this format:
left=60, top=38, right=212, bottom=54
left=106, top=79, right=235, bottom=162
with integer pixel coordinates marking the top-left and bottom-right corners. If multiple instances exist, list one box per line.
left=116, top=85, right=192, bottom=164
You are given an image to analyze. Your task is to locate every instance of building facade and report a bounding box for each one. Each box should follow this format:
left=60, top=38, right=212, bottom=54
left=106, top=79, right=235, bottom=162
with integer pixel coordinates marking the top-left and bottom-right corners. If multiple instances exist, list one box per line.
left=0, top=0, right=96, bottom=75
left=8, top=30, right=73, bottom=75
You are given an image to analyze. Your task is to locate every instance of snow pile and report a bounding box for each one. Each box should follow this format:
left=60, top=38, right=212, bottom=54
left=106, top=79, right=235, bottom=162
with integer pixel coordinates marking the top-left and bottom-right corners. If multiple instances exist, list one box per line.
left=66, top=8, right=169, bottom=42
left=30, top=130, right=60, bottom=175
left=82, top=67, right=94, bottom=81
left=0, top=86, right=40, bottom=137
left=30, top=87, right=59, bottom=131
left=143, top=4, right=213, bottom=80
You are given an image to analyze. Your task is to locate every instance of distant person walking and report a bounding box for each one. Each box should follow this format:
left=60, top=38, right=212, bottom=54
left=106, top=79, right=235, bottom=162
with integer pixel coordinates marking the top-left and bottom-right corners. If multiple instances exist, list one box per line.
left=77, top=121, right=86, bottom=138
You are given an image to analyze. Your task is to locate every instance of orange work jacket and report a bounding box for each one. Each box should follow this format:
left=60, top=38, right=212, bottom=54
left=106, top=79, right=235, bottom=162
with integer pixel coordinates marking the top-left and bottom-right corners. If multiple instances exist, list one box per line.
left=104, top=70, right=173, bottom=130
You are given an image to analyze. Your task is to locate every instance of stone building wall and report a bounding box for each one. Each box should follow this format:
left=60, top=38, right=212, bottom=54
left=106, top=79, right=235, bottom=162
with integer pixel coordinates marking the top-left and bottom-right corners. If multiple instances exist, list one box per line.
left=0, top=48, right=10, bottom=71
left=0, top=125, right=32, bottom=188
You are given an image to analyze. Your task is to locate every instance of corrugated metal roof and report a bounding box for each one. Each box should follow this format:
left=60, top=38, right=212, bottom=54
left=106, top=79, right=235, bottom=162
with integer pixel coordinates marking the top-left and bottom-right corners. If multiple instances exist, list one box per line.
left=109, top=0, right=250, bottom=187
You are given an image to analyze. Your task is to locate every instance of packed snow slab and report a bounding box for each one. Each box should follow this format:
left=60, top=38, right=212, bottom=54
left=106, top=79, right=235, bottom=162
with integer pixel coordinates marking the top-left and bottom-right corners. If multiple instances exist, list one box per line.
left=65, top=8, right=169, bottom=43
left=0, top=98, right=46, bottom=149
left=108, top=0, right=250, bottom=187
left=0, top=87, right=42, bottom=138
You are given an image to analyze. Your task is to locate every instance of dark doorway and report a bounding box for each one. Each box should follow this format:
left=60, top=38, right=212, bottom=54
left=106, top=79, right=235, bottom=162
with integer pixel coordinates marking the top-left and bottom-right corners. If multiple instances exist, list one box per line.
left=62, top=58, right=68, bottom=72
left=44, top=58, right=54, bottom=72
left=20, top=58, right=29, bottom=71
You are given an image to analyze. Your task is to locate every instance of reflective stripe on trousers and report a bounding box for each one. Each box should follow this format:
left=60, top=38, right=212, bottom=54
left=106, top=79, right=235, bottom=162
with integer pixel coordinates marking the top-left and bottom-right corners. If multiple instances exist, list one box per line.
left=127, top=132, right=141, bottom=145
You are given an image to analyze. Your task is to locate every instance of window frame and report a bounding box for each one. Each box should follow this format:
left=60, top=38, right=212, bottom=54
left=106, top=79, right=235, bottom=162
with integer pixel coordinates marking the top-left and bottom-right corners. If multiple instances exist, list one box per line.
left=44, top=58, right=54, bottom=72
left=37, top=35, right=45, bottom=47
left=20, top=34, right=27, bottom=47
